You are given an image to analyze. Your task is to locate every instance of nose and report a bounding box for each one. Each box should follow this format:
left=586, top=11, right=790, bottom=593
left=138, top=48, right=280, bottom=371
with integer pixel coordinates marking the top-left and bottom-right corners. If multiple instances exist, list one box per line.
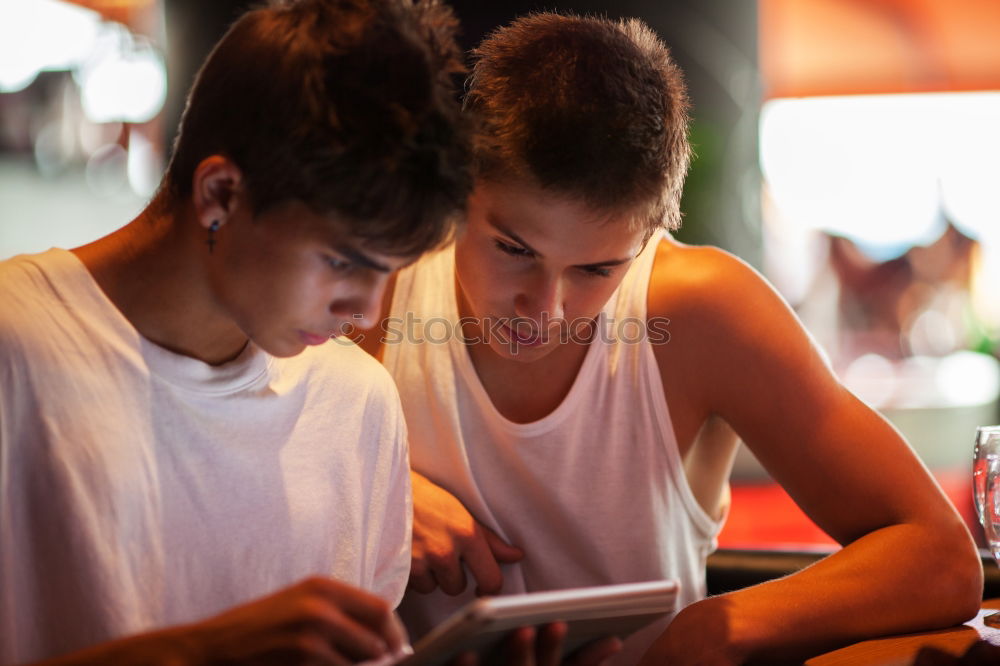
left=330, top=275, right=387, bottom=330
left=514, top=270, right=565, bottom=325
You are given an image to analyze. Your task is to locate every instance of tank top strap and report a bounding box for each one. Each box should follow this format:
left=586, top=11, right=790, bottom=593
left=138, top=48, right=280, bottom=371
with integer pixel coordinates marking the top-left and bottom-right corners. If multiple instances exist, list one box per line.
left=606, top=229, right=663, bottom=323
left=382, top=244, right=457, bottom=376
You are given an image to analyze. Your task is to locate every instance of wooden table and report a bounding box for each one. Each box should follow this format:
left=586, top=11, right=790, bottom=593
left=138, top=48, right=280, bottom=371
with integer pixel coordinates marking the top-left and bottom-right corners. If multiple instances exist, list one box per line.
left=806, top=600, right=1000, bottom=665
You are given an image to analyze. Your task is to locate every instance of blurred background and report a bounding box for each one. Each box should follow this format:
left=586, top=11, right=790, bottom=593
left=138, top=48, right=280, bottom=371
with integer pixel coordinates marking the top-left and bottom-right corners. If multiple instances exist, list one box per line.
left=1, top=0, right=998, bottom=552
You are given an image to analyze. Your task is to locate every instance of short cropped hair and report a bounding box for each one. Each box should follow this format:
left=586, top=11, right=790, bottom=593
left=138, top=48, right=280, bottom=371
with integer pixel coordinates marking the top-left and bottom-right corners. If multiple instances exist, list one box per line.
left=164, top=0, right=471, bottom=256
left=465, top=13, right=691, bottom=235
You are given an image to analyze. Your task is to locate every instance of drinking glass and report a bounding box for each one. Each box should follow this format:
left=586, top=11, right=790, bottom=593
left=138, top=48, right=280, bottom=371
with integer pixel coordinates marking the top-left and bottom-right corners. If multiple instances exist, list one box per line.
left=973, top=425, right=1000, bottom=627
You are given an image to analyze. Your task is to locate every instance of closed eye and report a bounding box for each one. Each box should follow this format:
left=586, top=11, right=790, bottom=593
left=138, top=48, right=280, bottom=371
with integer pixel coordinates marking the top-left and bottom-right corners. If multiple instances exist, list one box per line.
left=325, top=254, right=355, bottom=274
left=493, top=238, right=533, bottom=258
left=580, top=266, right=612, bottom=278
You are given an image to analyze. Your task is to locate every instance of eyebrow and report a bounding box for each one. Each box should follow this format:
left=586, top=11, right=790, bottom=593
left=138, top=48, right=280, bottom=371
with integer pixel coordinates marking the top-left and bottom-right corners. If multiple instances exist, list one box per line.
left=334, top=243, right=392, bottom=273
left=489, top=218, right=635, bottom=269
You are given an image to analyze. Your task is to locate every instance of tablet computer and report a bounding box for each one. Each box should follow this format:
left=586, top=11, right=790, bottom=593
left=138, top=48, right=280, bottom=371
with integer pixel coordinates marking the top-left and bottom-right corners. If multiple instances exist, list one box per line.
left=399, top=580, right=679, bottom=666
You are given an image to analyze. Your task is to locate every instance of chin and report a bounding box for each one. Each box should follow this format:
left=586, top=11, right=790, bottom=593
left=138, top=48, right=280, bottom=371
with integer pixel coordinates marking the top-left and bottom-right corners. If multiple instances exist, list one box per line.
left=488, top=337, right=557, bottom=363
left=271, top=346, right=306, bottom=359
left=253, top=336, right=305, bottom=359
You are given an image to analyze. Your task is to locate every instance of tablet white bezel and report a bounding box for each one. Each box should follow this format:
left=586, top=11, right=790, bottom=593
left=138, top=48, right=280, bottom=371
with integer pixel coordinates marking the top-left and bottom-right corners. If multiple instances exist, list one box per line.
left=401, top=580, right=679, bottom=666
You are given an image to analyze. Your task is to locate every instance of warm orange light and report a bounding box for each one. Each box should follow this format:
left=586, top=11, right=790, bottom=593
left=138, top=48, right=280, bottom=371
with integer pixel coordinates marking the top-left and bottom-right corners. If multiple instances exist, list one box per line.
left=760, top=0, right=1000, bottom=98
left=58, top=0, right=156, bottom=29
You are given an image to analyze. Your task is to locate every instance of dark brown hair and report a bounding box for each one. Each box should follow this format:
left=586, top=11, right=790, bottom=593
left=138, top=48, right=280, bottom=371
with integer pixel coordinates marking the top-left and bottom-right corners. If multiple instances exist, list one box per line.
left=164, top=0, right=471, bottom=255
left=465, top=13, right=691, bottom=235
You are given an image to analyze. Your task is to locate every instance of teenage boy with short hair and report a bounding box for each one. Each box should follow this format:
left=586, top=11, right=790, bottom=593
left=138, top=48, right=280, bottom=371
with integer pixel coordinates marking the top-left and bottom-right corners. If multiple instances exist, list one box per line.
left=363, top=13, right=983, bottom=664
left=0, top=1, right=469, bottom=664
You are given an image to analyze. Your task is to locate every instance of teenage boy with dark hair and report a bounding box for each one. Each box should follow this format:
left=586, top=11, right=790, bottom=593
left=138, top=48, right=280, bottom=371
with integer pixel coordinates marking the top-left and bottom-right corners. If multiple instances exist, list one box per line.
left=0, top=1, right=470, bottom=664
left=359, top=12, right=984, bottom=664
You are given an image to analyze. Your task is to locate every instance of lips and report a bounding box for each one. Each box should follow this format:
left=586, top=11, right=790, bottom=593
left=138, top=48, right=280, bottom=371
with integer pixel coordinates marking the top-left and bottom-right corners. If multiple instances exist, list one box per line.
left=501, top=323, right=545, bottom=347
left=298, top=330, right=330, bottom=346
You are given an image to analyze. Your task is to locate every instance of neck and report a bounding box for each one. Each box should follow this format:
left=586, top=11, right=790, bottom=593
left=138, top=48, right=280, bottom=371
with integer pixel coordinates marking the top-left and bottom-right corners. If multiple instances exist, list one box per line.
left=71, top=195, right=249, bottom=365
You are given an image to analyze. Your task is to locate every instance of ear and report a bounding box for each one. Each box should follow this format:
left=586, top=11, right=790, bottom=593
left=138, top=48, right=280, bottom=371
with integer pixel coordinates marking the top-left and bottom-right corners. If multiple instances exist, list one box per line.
left=191, top=156, right=245, bottom=231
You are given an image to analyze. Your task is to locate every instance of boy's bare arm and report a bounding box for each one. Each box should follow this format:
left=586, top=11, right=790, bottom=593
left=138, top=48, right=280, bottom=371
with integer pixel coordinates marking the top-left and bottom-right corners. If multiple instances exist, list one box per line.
left=644, top=245, right=981, bottom=664
left=409, top=470, right=524, bottom=596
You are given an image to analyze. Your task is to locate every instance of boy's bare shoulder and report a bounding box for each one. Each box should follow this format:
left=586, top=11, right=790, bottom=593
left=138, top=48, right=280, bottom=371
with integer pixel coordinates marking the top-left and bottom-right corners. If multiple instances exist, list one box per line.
left=647, top=236, right=819, bottom=384
left=647, top=237, right=773, bottom=324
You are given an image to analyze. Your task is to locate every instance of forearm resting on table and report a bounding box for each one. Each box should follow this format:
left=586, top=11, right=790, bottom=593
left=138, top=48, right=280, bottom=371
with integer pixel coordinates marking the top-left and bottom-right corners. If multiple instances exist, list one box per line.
left=642, top=520, right=982, bottom=664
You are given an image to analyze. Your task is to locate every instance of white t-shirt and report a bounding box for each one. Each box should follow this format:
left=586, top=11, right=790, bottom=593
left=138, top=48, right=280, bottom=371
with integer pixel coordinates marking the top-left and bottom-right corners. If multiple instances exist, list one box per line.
left=0, top=249, right=412, bottom=664
left=382, top=237, right=723, bottom=664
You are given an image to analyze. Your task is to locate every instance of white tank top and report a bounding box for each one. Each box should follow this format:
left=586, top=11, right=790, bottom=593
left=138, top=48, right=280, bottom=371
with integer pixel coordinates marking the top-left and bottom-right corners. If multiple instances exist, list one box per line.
left=382, top=235, right=722, bottom=663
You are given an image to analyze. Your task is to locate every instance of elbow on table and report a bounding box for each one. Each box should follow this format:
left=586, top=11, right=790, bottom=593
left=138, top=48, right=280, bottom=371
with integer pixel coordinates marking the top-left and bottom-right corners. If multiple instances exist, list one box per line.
left=956, top=553, right=985, bottom=623
left=930, top=526, right=984, bottom=626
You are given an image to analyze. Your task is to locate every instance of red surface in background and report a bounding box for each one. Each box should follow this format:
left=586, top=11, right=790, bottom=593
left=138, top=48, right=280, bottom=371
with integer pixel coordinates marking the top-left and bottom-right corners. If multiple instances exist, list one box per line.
left=719, top=469, right=978, bottom=550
